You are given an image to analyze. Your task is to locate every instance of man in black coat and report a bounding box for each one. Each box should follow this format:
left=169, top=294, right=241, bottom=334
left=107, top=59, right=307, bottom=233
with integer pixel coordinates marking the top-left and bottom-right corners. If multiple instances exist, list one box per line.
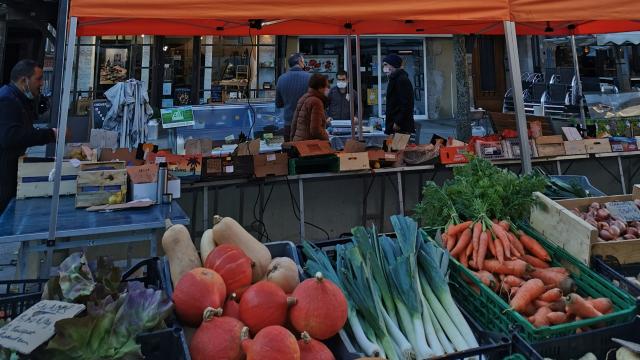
left=382, top=54, right=415, bottom=135
left=0, top=60, right=57, bottom=214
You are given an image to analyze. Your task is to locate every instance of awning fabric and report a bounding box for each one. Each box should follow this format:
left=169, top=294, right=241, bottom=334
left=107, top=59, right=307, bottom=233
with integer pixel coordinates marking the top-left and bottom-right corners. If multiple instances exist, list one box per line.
left=70, top=0, right=640, bottom=36
left=597, top=31, right=640, bottom=45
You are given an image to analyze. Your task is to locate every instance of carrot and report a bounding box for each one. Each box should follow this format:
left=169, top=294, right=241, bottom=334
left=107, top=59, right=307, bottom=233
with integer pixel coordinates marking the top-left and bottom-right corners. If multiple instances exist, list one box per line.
left=471, top=222, right=482, bottom=265
left=452, top=228, right=473, bottom=257
left=546, top=312, right=568, bottom=325
left=503, top=275, right=525, bottom=287
left=446, top=232, right=456, bottom=252
left=510, top=278, right=546, bottom=312
left=442, top=233, right=449, bottom=250
left=547, top=267, right=569, bottom=274
left=521, top=254, right=550, bottom=269
left=548, top=300, right=566, bottom=312
left=529, top=306, right=552, bottom=327
left=460, top=251, right=469, bottom=268
left=522, top=303, right=537, bottom=317
left=566, top=294, right=602, bottom=319
left=588, top=298, right=613, bottom=314
left=534, top=300, right=550, bottom=308
left=477, top=231, right=489, bottom=271
left=492, top=222, right=511, bottom=259
left=487, top=232, right=497, bottom=258
left=494, top=233, right=505, bottom=263
left=447, top=221, right=473, bottom=237
left=530, top=268, right=569, bottom=287
left=473, top=270, right=498, bottom=292
left=509, top=243, right=522, bottom=259
left=510, top=286, right=520, bottom=298
left=538, top=288, right=562, bottom=302
left=508, top=232, right=526, bottom=256
left=483, top=259, right=532, bottom=277
left=519, top=231, right=551, bottom=262
left=499, top=220, right=511, bottom=231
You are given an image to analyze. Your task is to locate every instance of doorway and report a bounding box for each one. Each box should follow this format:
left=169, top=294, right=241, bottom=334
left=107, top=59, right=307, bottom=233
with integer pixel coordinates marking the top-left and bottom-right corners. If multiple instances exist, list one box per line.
left=473, top=37, right=506, bottom=112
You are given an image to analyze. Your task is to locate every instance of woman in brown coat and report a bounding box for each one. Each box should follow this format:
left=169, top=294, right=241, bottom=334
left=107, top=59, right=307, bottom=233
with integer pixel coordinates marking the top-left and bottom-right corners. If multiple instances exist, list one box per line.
left=290, top=74, right=331, bottom=141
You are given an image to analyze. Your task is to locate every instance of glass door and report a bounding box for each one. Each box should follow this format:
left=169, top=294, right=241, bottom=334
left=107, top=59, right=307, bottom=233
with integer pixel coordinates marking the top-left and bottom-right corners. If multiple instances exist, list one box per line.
left=160, top=37, right=194, bottom=108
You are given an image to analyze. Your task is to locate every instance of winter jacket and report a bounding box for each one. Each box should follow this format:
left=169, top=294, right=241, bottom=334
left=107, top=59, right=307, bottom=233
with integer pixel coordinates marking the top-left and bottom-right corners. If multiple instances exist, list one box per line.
left=290, top=89, right=329, bottom=141
left=326, top=87, right=356, bottom=120
left=276, top=66, right=312, bottom=127
left=0, top=84, right=55, bottom=213
left=385, top=69, right=415, bottom=135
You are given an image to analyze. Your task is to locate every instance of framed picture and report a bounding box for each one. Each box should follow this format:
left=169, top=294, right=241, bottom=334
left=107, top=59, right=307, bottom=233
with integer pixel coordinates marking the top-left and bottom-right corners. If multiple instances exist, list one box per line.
left=99, top=47, right=129, bottom=85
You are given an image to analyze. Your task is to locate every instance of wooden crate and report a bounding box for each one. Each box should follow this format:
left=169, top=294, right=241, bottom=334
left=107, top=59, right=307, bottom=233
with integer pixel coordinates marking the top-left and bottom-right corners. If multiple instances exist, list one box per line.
left=16, top=157, right=80, bottom=199
left=584, top=138, right=611, bottom=154
left=338, top=152, right=370, bottom=171
left=535, top=135, right=566, bottom=157
left=253, top=153, right=288, bottom=178
left=564, top=140, right=587, bottom=155
left=530, top=187, right=640, bottom=265
left=76, top=161, right=127, bottom=208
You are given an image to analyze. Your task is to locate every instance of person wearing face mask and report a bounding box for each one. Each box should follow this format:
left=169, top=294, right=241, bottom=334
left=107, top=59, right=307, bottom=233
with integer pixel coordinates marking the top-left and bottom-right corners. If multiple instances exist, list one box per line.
left=276, top=53, right=312, bottom=141
left=382, top=54, right=415, bottom=136
left=290, top=74, right=331, bottom=141
left=326, top=70, right=356, bottom=122
left=0, top=59, right=57, bottom=214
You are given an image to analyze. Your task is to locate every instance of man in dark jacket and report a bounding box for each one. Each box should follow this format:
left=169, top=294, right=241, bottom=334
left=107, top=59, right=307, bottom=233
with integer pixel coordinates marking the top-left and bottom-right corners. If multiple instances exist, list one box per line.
left=276, top=53, right=311, bottom=141
left=383, top=54, right=415, bottom=135
left=0, top=60, right=57, bottom=213
left=326, top=70, right=356, bottom=121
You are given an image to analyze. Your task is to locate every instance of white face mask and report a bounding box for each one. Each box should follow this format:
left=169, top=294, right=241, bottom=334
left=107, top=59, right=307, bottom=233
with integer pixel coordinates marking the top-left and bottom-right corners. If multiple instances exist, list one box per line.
left=23, top=79, right=34, bottom=100
left=336, top=81, right=347, bottom=89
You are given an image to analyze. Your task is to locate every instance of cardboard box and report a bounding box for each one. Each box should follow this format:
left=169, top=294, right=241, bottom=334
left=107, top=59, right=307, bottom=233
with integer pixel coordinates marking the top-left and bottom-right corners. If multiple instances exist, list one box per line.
left=146, top=152, right=202, bottom=178
left=129, top=179, right=181, bottom=201
left=474, top=140, right=508, bottom=160
left=282, top=140, right=334, bottom=157
left=535, top=135, right=565, bottom=157
left=16, top=157, right=80, bottom=199
left=338, top=152, right=370, bottom=171
left=100, top=148, right=144, bottom=166
left=530, top=188, right=640, bottom=265
left=253, top=153, right=288, bottom=177
left=534, top=135, right=564, bottom=145
left=564, top=140, right=587, bottom=155
left=201, top=157, right=223, bottom=179
left=584, top=139, right=612, bottom=154
left=609, top=137, right=638, bottom=152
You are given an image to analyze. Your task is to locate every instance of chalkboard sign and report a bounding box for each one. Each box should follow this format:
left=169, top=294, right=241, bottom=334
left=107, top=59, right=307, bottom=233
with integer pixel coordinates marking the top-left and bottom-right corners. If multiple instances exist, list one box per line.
left=91, top=100, right=110, bottom=128
left=606, top=201, right=640, bottom=222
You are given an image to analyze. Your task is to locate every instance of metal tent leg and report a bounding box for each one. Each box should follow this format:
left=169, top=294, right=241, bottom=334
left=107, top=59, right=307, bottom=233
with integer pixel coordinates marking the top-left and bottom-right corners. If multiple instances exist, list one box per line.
left=503, top=21, right=532, bottom=174
left=298, top=178, right=305, bottom=240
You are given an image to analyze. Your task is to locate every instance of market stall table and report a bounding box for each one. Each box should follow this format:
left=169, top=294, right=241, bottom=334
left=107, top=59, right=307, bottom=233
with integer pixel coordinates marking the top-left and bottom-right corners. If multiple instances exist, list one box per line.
left=0, top=196, right=189, bottom=279
left=329, top=131, right=388, bottom=150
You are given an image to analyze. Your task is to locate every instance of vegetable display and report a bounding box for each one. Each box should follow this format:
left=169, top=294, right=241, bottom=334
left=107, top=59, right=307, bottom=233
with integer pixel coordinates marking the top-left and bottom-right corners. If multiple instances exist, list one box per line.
left=302, top=215, right=480, bottom=360
left=162, top=219, right=202, bottom=286
left=205, top=244, right=253, bottom=296
left=267, top=257, right=301, bottom=293
left=190, top=314, right=245, bottom=360
left=241, top=325, right=301, bottom=360
left=239, top=280, right=295, bottom=334
left=570, top=201, right=640, bottom=241
left=172, top=267, right=227, bottom=327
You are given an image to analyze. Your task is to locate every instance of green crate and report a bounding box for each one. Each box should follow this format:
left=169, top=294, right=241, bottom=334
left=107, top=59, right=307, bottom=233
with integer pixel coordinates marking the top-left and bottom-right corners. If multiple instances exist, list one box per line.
left=502, top=355, right=527, bottom=360
left=288, top=155, right=339, bottom=175
left=448, top=223, right=637, bottom=343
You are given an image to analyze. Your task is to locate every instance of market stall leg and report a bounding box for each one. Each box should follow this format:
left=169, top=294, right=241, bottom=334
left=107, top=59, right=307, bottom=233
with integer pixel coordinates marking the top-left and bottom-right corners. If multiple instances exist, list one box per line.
left=396, top=172, right=404, bottom=216
left=203, top=187, right=209, bottom=230
left=298, top=178, right=305, bottom=240
left=617, top=155, right=627, bottom=195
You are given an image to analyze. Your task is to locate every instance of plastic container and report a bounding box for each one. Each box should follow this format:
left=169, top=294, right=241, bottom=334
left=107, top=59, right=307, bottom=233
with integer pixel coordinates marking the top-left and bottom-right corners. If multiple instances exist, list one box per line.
left=591, top=255, right=640, bottom=299
left=162, top=241, right=359, bottom=360
left=548, top=175, right=606, bottom=198
left=448, top=223, right=638, bottom=343
left=512, top=317, right=640, bottom=360
left=297, top=238, right=516, bottom=360
left=147, top=119, right=159, bottom=141
left=0, top=257, right=190, bottom=360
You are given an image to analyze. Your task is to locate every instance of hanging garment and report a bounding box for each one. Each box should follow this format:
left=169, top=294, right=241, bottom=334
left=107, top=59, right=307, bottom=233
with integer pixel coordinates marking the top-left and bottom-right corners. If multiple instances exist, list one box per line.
left=103, top=79, right=153, bottom=149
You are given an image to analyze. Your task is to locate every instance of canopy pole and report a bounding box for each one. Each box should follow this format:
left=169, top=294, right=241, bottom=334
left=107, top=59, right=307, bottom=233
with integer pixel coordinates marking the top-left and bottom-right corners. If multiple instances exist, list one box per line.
left=48, top=0, right=69, bottom=157
left=355, top=34, right=364, bottom=141
left=346, top=33, right=355, bottom=140
left=503, top=20, right=532, bottom=174
left=48, top=16, right=77, bottom=243
left=570, top=35, right=586, bottom=126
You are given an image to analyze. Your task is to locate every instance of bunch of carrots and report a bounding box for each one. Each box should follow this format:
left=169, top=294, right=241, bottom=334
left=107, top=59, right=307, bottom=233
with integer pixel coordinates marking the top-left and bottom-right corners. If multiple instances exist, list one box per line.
left=445, top=219, right=614, bottom=329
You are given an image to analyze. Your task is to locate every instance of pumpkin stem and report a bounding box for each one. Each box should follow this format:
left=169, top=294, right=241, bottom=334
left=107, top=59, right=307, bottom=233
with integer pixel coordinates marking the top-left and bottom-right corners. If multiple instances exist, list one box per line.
left=240, top=326, right=251, bottom=341
left=314, top=272, right=324, bottom=282
left=202, top=307, right=223, bottom=321
left=287, top=296, right=297, bottom=307
left=164, top=218, right=174, bottom=230
left=301, top=331, right=312, bottom=344
left=229, top=292, right=238, bottom=302
left=251, top=261, right=256, bottom=268
left=213, top=215, right=223, bottom=225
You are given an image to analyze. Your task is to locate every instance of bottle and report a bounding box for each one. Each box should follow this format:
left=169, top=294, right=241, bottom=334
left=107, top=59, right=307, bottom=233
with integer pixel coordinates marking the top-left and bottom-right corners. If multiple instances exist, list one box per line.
left=147, top=119, right=159, bottom=140
left=157, top=162, right=168, bottom=203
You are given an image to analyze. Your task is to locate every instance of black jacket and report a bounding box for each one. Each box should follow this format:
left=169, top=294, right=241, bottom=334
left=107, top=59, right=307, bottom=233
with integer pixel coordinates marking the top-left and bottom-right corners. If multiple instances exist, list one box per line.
left=326, top=87, right=356, bottom=120
left=385, top=69, right=415, bottom=135
left=0, top=84, right=55, bottom=213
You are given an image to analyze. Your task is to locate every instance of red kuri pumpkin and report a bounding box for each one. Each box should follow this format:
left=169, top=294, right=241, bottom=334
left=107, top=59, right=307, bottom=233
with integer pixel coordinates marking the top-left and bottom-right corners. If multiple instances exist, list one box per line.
left=190, top=310, right=244, bottom=360
left=173, top=267, right=226, bottom=327
left=289, top=272, right=347, bottom=340
left=298, top=331, right=335, bottom=360
left=239, top=281, right=296, bottom=334
left=241, top=325, right=300, bottom=360
left=205, top=244, right=253, bottom=295
left=223, top=293, right=240, bottom=319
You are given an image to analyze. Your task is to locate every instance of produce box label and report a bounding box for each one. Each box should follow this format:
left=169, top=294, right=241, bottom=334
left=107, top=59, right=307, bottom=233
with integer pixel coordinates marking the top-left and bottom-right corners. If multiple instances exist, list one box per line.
left=606, top=201, right=640, bottom=222
left=0, top=300, right=85, bottom=354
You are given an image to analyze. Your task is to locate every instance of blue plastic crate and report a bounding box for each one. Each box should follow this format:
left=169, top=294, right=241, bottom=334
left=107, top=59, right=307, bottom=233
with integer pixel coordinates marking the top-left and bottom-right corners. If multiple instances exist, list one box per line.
left=591, top=256, right=640, bottom=299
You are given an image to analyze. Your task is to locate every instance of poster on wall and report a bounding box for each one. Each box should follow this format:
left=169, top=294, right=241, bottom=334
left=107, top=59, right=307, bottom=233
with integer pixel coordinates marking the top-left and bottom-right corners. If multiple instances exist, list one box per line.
left=99, top=48, right=128, bottom=85
left=304, top=56, right=338, bottom=74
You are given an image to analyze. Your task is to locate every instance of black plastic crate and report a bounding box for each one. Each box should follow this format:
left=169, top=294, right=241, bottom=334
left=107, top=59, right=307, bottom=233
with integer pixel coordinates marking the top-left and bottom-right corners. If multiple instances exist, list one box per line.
left=512, top=317, right=640, bottom=360
left=162, top=241, right=359, bottom=360
left=592, top=256, right=640, bottom=299
left=297, top=237, right=516, bottom=360
left=0, top=257, right=189, bottom=360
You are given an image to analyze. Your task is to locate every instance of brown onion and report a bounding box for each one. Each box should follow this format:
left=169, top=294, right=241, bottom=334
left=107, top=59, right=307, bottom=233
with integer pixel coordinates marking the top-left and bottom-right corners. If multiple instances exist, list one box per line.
left=589, top=202, right=601, bottom=210
left=613, top=220, right=627, bottom=234
left=626, top=227, right=639, bottom=237
left=599, top=229, right=615, bottom=241
left=609, top=225, right=621, bottom=238
left=596, top=209, right=610, bottom=221
left=598, top=222, right=610, bottom=230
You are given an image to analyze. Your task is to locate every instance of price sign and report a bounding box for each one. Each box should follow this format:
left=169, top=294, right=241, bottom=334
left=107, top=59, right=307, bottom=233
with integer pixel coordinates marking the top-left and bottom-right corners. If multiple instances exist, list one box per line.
left=0, top=300, right=85, bottom=354
left=605, top=201, right=640, bottom=222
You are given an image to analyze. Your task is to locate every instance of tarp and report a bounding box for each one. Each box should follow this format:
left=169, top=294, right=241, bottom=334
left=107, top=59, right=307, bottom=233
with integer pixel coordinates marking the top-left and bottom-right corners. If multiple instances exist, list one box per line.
left=597, top=31, right=640, bottom=45
left=70, top=0, right=640, bottom=36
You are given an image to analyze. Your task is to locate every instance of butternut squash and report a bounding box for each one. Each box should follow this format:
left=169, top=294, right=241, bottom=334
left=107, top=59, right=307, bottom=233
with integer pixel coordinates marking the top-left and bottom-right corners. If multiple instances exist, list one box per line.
left=212, top=215, right=271, bottom=282
left=200, top=228, right=215, bottom=264
left=162, top=219, right=202, bottom=286
left=266, top=257, right=300, bottom=293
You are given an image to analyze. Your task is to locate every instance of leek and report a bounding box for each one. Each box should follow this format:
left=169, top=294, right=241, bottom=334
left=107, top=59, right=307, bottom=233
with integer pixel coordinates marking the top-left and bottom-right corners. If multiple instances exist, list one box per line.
left=427, top=298, right=455, bottom=354
left=418, top=288, right=444, bottom=356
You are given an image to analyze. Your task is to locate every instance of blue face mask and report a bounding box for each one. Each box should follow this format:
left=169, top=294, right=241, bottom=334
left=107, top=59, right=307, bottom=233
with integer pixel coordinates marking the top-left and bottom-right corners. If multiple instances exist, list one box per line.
left=23, top=79, right=34, bottom=100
